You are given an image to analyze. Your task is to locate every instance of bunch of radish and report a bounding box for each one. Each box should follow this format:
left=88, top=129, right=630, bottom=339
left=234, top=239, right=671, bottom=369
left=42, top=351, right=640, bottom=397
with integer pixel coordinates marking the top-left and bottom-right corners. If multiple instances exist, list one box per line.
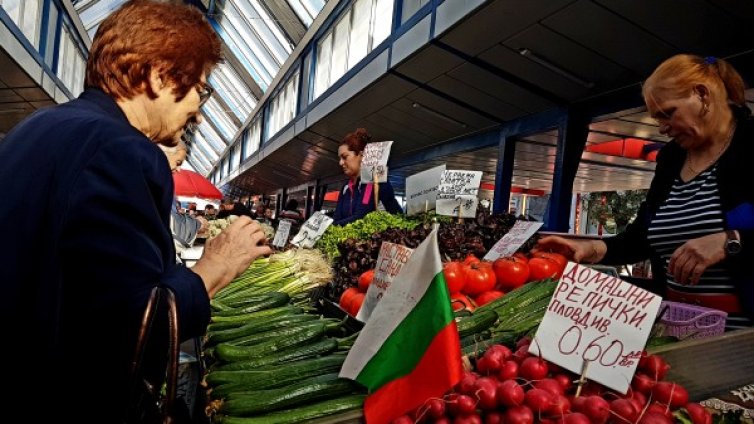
left=391, top=338, right=711, bottom=424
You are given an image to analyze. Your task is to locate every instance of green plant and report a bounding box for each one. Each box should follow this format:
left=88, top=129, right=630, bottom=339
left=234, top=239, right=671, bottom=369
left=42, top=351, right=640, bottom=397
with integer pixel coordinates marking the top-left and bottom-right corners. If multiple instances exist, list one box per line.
left=582, top=190, right=647, bottom=233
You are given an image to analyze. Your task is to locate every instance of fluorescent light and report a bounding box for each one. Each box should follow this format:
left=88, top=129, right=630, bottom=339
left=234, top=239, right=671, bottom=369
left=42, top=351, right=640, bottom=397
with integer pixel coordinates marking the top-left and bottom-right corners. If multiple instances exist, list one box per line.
left=519, top=48, right=595, bottom=89
left=412, top=102, right=467, bottom=128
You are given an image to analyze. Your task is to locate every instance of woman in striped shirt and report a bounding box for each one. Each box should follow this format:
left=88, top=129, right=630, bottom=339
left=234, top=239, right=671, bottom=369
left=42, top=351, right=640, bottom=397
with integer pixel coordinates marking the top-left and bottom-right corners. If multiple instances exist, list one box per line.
left=537, top=54, right=753, bottom=329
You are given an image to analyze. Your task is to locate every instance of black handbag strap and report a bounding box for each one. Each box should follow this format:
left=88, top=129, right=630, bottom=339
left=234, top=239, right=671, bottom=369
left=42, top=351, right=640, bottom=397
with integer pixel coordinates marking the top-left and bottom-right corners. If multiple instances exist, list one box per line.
left=128, top=286, right=180, bottom=424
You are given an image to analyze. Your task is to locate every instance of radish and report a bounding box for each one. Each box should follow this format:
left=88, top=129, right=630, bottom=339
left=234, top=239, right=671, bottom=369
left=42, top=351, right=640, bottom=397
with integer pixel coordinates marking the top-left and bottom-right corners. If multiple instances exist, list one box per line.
left=563, top=413, right=591, bottom=424
left=610, top=398, right=640, bottom=423
left=513, top=345, right=532, bottom=364
left=639, top=355, right=670, bottom=380
left=448, top=394, right=478, bottom=416
left=553, top=374, right=573, bottom=392
left=497, top=379, right=525, bottom=407
left=525, top=388, right=554, bottom=414
left=487, top=344, right=513, bottom=360
left=474, top=377, right=499, bottom=410
left=570, top=395, right=587, bottom=412
left=520, top=357, right=549, bottom=380
left=435, top=418, right=452, bottom=424
left=476, top=355, right=502, bottom=375
left=453, top=414, right=482, bottom=424
left=645, top=403, right=673, bottom=420
left=638, top=412, right=673, bottom=424
left=391, top=415, right=413, bottom=424
left=536, top=378, right=566, bottom=396
left=631, top=373, right=656, bottom=394
left=483, top=411, right=504, bottom=424
left=457, top=372, right=479, bottom=395
left=651, top=381, right=689, bottom=408
left=579, top=395, right=610, bottom=424
left=417, top=398, right=446, bottom=420
left=516, top=336, right=532, bottom=349
left=497, top=360, right=519, bottom=380
left=547, top=394, right=571, bottom=416
left=504, top=405, right=534, bottom=424
left=685, top=403, right=712, bottom=424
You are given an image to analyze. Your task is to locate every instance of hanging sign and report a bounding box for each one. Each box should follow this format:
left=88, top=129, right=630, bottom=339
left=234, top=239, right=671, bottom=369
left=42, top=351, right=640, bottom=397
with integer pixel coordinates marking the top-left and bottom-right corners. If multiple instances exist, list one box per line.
left=436, top=170, right=482, bottom=218
left=529, top=262, right=662, bottom=394
left=355, top=242, right=414, bottom=322
left=360, top=141, right=393, bottom=183
left=483, top=221, right=543, bottom=261
left=272, top=219, right=293, bottom=248
left=405, top=164, right=446, bottom=216
left=291, top=211, right=333, bottom=249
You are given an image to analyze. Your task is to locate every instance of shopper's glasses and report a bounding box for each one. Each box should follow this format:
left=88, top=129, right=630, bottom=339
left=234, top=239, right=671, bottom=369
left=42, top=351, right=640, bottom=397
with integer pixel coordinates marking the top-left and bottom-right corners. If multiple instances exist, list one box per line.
left=197, top=83, right=213, bottom=106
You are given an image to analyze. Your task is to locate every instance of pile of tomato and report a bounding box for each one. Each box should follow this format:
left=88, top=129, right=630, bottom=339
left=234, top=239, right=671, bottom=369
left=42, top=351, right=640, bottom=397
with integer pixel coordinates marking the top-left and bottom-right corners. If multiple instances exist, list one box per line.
left=446, top=252, right=568, bottom=312
left=392, top=338, right=711, bottom=424
left=338, top=269, right=374, bottom=317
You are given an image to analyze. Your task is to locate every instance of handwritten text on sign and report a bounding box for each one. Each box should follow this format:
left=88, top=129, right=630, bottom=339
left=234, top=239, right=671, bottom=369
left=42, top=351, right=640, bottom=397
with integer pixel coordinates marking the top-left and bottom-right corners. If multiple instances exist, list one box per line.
left=436, top=170, right=482, bottom=218
left=405, top=164, right=446, bottom=216
left=356, top=242, right=414, bottom=322
left=529, top=262, right=662, bottom=394
left=291, top=211, right=333, bottom=249
left=483, top=221, right=543, bottom=261
left=360, top=141, right=393, bottom=183
left=272, top=219, right=292, bottom=248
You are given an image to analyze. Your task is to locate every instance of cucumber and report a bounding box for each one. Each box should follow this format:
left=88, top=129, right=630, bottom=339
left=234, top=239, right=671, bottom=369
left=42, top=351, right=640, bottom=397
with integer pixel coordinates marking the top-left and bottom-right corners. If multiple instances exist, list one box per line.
left=213, top=292, right=290, bottom=317
left=221, top=374, right=357, bottom=415
left=228, top=319, right=339, bottom=347
left=210, top=306, right=304, bottom=324
left=206, top=355, right=346, bottom=388
left=215, top=321, right=331, bottom=362
left=216, top=395, right=365, bottom=424
left=214, top=338, right=338, bottom=371
left=207, top=314, right=316, bottom=345
left=457, top=310, right=498, bottom=338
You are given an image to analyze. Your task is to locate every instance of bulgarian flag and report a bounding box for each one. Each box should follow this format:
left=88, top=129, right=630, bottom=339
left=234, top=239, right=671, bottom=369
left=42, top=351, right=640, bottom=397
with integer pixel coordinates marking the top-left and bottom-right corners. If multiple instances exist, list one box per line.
left=339, top=227, right=463, bottom=424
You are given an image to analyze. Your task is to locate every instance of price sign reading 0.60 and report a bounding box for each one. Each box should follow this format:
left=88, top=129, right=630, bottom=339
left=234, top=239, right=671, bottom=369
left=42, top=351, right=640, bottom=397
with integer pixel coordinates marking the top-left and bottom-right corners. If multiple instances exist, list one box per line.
left=557, top=325, right=638, bottom=368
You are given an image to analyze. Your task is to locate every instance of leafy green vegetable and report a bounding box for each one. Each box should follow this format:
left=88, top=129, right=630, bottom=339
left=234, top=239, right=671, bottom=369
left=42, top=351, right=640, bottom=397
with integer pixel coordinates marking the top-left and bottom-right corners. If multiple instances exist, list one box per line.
left=316, top=211, right=420, bottom=260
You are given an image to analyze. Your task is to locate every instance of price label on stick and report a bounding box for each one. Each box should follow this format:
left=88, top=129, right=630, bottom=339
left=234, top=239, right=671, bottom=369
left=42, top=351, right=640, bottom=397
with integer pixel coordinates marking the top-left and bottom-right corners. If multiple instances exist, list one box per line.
left=360, top=141, right=393, bottom=183
left=483, top=221, right=543, bottom=261
left=355, top=242, right=414, bottom=322
left=291, top=211, right=333, bottom=249
left=529, top=262, right=662, bottom=394
left=272, top=219, right=292, bottom=248
left=405, top=164, right=445, bottom=216
left=436, top=170, right=482, bottom=218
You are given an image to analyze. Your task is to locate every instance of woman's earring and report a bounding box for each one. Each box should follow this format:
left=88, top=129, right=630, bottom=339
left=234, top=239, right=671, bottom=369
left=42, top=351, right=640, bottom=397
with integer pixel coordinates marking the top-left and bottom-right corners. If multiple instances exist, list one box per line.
left=701, top=101, right=709, bottom=116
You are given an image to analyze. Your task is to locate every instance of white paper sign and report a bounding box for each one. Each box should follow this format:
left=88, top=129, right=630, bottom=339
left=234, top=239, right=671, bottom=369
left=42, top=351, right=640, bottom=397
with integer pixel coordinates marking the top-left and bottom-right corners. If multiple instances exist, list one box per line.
left=436, top=170, right=482, bottom=218
left=360, top=141, right=393, bottom=183
left=405, top=164, right=446, bottom=216
left=529, top=262, right=662, bottom=394
left=291, top=211, right=333, bottom=249
left=356, top=242, right=414, bottom=322
left=272, top=219, right=292, bottom=248
left=483, top=221, right=543, bottom=261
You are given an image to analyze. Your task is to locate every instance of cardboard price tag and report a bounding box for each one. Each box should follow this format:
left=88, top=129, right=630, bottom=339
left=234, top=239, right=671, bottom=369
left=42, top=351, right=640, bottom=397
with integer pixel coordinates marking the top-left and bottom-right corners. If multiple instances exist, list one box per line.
left=405, top=164, right=446, bottom=216
left=291, top=211, right=333, bottom=249
left=272, top=219, right=292, bottom=248
left=355, top=242, right=414, bottom=322
left=436, top=170, right=482, bottom=218
left=529, top=262, right=662, bottom=394
left=483, top=221, right=543, bottom=261
left=360, top=141, right=393, bottom=183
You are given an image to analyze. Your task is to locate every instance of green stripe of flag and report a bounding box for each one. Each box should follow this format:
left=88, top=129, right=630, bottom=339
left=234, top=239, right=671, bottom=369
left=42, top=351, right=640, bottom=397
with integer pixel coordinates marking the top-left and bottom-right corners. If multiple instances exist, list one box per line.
left=355, top=272, right=454, bottom=389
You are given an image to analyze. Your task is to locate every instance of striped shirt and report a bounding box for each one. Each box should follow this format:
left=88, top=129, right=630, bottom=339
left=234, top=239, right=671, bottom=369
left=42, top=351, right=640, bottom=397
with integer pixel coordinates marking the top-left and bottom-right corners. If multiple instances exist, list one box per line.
left=647, top=164, right=751, bottom=329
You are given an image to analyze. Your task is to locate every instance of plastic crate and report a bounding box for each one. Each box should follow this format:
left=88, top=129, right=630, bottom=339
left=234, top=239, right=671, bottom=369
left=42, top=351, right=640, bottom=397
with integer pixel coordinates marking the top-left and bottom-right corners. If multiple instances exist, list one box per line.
left=657, top=301, right=727, bottom=340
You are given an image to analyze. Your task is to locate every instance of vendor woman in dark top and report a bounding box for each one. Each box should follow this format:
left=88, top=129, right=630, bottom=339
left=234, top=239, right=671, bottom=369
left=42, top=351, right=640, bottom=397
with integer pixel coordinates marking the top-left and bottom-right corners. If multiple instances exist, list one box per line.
left=537, top=54, right=753, bottom=329
left=333, top=128, right=403, bottom=225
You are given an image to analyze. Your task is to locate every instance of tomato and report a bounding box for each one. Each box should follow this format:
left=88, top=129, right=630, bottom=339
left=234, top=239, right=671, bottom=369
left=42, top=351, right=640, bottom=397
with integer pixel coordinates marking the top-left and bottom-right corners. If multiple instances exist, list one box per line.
left=349, top=292, right=365, bottom=316
left=475, top=290, right=504, bottom=306
left=464, top=262, right=496, bottom=296
left=443, top=261, right=467, bottom=294
left=464, top=254, right=481, bottom=265
left=358, top=269, right=375, bottom=293
left=532, top=252, right=568, bottom=272
left=528, top=257, right=561, bottom=281
left=513, top=252, right=529, bottom=264
left=451, top=293, right=475, bottom=312
left=339, top=287, right=360, bottom=313
left=493, top=257, right=530, bottom=291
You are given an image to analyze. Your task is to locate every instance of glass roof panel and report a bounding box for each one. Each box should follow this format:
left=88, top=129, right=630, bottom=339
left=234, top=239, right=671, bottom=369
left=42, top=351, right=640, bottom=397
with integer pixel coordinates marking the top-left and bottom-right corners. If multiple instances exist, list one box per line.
left=285, top=0, right=325, bottom=26
left=190, top=142, right=215, bottom=170
left=74, top=0, right=128, bottom=38
left=209, top=62, right=257, bottom=121
left=203, top=96, right=239, bottom=141
left=197, top=121, right=227, bottom=155
left=192, top=131, right=221, bottom=162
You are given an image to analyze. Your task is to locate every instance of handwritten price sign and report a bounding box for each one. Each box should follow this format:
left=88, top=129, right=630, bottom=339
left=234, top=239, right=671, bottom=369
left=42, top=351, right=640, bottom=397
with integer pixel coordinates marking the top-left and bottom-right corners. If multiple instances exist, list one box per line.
left=529, top=262, right=662, bottom=393
left=436, top=170, right=482, bottom=218
left=483, top=221, right=543, bottom=261
left=360, top=141, right=393, bottom=183
left=291, top=211, right=333, bottom=249
left=356, top=242, right=414, bottom=322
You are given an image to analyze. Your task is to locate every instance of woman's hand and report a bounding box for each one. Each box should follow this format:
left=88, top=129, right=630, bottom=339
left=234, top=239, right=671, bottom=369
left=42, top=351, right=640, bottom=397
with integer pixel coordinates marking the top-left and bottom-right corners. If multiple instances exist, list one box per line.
left=668, top=232, right=727, bottom=285
left=534, top=235, right=607, bottom=264
left=192, top=216, right=272, bottom=297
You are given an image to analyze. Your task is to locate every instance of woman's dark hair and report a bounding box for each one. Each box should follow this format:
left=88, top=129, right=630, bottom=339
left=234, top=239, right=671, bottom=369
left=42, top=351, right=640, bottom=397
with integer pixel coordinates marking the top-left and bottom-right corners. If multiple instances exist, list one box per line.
left=341, top=128, right=371, bottom=154
left=285, top=199, right=299, bottom=210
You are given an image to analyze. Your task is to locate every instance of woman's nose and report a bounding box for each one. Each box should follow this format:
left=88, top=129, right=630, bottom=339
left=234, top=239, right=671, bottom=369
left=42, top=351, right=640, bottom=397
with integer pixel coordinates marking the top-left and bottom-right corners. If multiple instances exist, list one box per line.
left=658, top=123, right=670, bottom=135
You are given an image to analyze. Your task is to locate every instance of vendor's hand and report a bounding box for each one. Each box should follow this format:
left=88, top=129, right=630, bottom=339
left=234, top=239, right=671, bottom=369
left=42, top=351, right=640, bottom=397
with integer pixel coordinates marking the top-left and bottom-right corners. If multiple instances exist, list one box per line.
left=534, top=236, right=606, bottom=264
left=668, top=232, right=726, bottom=285
left=196, top=216, right=209, bottom=237
left=192, top=216, right=272, bottom=297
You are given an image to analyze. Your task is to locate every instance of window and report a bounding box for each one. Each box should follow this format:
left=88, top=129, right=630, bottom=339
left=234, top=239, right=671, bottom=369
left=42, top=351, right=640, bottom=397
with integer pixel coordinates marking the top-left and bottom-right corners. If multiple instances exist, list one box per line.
left=312, top=0, right=394, bottom=100
left=232, top=144, right=242, bottom=170
left=57, top=27, right=86, bottom=97
left=0, top=0, right=41, bottom=46
left=266, top=73, right=299, bottom=139
left=245, top=119, right=261, bottom=157
left=285, top=0, right=325, bottom=26
left=203, top=96, right=239, bottom=141
left=401, top=0, right=429, bottom=23
left=209, top=62, right=257, bottom=121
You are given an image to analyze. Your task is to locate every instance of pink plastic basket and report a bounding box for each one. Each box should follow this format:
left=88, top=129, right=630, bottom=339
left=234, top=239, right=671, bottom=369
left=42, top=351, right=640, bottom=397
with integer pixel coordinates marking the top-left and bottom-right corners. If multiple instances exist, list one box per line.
left=657, top=301, right=727, bottom=339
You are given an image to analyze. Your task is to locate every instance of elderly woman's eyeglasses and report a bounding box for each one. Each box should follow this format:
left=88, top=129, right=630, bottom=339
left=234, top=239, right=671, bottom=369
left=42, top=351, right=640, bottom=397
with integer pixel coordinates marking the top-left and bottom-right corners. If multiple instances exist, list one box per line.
left=197, top=83, right=213, bottom=106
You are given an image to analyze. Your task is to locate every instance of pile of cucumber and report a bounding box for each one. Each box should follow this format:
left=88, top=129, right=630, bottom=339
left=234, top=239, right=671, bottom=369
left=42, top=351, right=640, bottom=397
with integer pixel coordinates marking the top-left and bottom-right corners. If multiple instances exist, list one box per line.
left=205, top=291, right=365, bottom=423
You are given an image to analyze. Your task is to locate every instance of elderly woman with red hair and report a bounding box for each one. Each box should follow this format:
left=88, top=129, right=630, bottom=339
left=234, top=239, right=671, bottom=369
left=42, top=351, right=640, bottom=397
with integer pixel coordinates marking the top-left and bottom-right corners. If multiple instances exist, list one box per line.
left=0, top=1, right=271, bottom=421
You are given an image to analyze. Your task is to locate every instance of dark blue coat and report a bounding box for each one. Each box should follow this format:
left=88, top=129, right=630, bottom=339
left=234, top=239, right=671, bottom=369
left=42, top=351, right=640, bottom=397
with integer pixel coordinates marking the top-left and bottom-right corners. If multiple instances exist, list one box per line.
left=0, top=89, right=209, bottom=420
left=332, top=179, right=403, bottom=225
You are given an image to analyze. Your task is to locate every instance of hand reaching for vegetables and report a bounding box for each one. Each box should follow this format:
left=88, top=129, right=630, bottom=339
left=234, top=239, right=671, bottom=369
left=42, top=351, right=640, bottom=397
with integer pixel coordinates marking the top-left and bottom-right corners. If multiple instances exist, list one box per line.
left=667, top=232, right=727, bottom=285
left=534, top=236, right=607, bottom=264
left=192, top=216, right=272, bottom=297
